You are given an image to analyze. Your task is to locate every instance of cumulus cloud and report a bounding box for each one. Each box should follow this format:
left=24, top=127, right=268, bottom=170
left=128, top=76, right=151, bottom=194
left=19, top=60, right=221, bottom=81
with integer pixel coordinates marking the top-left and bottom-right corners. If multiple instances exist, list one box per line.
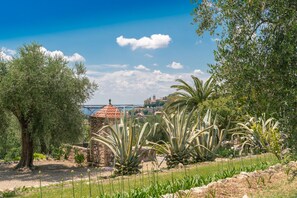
left=66, top=53, right=85, bottom=62
left=153, top=70, right=162, bottom=74
left=167, top=61, right=184, bottom=69
left=1, top=47, right=16, bottom=56
left=89, top=64, right=128, bottom=69
left=194, top=69, right=204, bottom=75
left=0, top=47, right=85, bottom=62
left=40, top=47, right=85, bottom=62
left=0, top=47, right=16, bottom=61
left=85, top=69, right=210, bottom=104
left=0, top=51, right=13, bottom=61
left=116, top=34, right=171, bottom=50
left=134, top=65, right=150, bottom=71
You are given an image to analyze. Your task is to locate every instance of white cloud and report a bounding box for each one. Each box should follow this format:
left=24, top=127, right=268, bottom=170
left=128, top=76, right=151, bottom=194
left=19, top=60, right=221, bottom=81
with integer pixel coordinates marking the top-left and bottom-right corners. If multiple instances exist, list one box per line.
left=167, top=61, right=184, bottom=69
left=153, top=63, right=158, bottom=66
left=0, top=47, right=16, bottom=61
left=86, top=69, right=210, bottom=104
left=40, top=47, right=85, bottom=62
left=0, top=51, right=13, bottom=61
left=134, top=65, right=150, bottom=71
left=90, top=64, right=128, bottom=69
left=0, top=47, right=84, bottom=62
left=116, top=34, right=171, bottom=50
left=86, top=70, right=104, bottom=77
left=1, top=47, right=16, bottom=56
left=211, top=38, right=221, bottom=42
left=144, top=53, right=153, bottom=58
left=194, top=69, right=204, bottom=75
left=66, top=53, right=85, bottom=62
left=153, top=70, right=162, bottom=75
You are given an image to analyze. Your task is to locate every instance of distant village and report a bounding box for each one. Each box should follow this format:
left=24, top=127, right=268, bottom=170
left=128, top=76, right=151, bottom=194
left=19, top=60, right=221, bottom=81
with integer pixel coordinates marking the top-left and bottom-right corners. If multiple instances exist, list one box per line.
left=82, top=95, right=169, bottom=117
left=129, top=95, right=168, bottom=117
left=144, top=95, right=168, bottom=107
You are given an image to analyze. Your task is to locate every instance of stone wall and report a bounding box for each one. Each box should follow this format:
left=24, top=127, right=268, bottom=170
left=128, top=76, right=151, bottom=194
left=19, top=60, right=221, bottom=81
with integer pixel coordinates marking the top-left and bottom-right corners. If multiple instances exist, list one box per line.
left=67, top=145, right=89, bottom=165
left=89, top=116, right=117, bottom=167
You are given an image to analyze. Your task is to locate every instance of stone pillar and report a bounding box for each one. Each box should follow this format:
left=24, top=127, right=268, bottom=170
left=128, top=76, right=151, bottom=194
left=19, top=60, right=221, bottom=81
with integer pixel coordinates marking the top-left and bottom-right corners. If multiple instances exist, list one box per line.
left=89, top=116, right=117, bottom=166
left=89, top=116, right=104, bottom=165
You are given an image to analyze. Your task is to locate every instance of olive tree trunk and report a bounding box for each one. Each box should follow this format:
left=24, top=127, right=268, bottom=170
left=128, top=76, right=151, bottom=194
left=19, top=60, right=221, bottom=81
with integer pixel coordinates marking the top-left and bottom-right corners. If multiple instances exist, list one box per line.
left=16, top=121, right=34, bottom=169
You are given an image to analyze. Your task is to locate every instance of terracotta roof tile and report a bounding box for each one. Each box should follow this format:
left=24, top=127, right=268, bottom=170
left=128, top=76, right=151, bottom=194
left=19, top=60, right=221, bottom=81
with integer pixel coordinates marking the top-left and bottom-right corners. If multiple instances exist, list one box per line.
left=92, top=104, right=121, bottom=119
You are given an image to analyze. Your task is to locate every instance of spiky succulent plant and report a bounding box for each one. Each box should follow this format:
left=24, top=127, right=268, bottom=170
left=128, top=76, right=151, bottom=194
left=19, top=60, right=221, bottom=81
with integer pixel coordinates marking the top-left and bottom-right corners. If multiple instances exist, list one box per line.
left=91, top=117, right=157, bottom=175
left=192, top=110, right=227, bottom=162
left=149, top=109, right=204, bottom=168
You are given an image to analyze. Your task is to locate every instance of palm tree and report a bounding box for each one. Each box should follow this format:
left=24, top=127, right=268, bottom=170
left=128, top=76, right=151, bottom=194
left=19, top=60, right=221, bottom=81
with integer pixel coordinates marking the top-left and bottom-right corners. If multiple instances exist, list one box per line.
left=166, top=75, right=215, bottom=111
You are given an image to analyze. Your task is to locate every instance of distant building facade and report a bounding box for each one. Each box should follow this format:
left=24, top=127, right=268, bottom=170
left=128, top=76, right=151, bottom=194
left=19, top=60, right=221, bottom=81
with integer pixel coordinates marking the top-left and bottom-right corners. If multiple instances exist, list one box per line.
left=144, top=95, right=167, bottom=107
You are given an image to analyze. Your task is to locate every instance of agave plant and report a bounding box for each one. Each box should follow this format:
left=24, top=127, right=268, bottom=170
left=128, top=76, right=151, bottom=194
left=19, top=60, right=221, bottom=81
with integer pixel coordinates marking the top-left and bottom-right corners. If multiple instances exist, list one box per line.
left=232, top=115, right=283, bottom=159
left=149, top=109, right=204, bottom=168
left=192, top=110, right=227, bottom=162
left=91, top=117, right=157, bottom=175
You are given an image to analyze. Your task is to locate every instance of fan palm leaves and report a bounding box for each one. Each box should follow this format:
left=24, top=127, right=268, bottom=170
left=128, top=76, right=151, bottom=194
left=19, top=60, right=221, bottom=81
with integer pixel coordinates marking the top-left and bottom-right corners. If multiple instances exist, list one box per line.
left=91, top=117, right=158, bottom=175
left=167, top=75, right=215, bottom=111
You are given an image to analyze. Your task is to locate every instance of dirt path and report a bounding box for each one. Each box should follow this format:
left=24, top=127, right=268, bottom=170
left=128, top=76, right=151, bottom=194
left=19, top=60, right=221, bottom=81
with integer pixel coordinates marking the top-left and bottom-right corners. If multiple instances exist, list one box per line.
left=0, top=157, right=166, bottom=192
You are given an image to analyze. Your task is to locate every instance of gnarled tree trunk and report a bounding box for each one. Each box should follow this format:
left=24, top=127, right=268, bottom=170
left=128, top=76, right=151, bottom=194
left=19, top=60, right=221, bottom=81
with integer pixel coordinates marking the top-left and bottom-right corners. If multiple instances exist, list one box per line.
left=16, top=121, right=34, bottom=169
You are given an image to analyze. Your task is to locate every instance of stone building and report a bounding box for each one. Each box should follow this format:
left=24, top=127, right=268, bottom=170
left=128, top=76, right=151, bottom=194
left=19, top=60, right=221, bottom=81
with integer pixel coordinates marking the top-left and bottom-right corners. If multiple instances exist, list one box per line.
left=89, top=99, right=121, bottom=166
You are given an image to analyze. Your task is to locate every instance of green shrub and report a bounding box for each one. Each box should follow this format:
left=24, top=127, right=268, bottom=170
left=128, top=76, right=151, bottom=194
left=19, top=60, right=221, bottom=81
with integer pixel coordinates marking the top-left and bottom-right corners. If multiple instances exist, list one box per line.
left=33, top=152, right=46, bottom=160
left=63, top=144, right=72, bottom=160
left=232, top=115, right=283, bottom=159
left=216, top=147, right=235, bottom=158
left=51, top=145, right=65, bottom=160
left=74, top=148, right=85, bottom=165
left=4, top=147, right=20, bottom=162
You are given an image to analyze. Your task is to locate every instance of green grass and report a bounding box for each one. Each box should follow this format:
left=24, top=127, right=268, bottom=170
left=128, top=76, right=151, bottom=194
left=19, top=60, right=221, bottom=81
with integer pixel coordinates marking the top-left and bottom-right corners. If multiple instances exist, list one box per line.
left=21, top=154, right=278, bottom=198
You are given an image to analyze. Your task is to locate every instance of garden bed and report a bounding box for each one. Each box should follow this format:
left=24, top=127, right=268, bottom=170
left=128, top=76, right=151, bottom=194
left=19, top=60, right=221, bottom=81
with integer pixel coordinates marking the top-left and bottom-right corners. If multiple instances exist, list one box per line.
left=167, top=161, right=297, bottom=198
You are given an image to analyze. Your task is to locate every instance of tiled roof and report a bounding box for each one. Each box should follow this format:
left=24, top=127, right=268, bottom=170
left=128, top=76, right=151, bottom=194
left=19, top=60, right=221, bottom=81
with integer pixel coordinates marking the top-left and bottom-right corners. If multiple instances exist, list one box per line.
left=92, top=100, right=121, bottom=119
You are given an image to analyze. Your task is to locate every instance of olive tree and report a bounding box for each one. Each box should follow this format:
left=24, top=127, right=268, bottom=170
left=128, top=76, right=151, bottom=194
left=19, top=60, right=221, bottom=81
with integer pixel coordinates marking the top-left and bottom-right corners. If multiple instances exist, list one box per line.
left=0, top=43, right=96, bottom=169
left=192, top=0, right=297, bottom=148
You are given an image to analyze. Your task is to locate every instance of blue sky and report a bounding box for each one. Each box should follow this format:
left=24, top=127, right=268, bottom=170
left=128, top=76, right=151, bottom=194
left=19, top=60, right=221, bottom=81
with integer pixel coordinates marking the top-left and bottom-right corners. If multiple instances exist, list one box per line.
left=0, top=0, right=218, bottom=105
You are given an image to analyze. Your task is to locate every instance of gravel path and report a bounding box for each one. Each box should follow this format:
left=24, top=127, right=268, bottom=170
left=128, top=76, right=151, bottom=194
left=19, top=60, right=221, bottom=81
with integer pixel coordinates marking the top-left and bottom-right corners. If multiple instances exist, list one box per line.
left=0, top=157, right=166, bottom=191
left=0, top=160, right=100, bottom=191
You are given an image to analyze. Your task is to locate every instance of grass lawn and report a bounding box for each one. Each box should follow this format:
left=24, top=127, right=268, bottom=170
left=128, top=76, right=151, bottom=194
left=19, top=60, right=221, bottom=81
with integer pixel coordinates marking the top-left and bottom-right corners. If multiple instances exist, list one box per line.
left=18, top=154, right=278, bottom=197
